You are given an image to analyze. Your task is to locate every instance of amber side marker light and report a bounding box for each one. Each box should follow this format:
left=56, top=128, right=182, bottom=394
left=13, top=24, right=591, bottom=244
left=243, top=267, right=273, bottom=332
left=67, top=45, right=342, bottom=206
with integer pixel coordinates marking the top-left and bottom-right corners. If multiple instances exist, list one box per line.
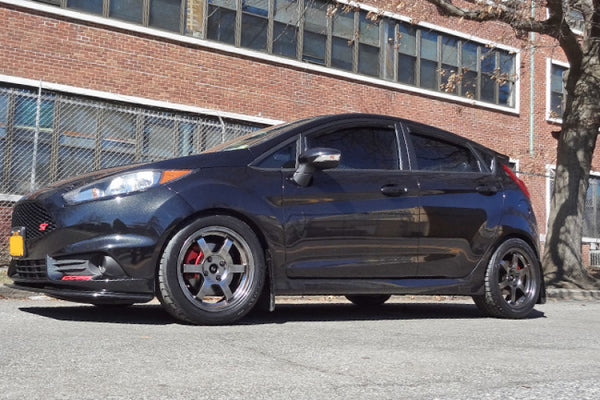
left=160, top=170, right=192, bottom=184
left=502, top=164, right=531, bottom=199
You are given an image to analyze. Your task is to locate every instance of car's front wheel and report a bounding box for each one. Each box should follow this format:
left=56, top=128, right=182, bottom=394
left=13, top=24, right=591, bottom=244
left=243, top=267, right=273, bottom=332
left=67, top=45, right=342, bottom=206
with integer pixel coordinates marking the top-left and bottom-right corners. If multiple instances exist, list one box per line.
left=473, top=238, right=541, bottom=319
left=158, top=216, right=265, bottom=325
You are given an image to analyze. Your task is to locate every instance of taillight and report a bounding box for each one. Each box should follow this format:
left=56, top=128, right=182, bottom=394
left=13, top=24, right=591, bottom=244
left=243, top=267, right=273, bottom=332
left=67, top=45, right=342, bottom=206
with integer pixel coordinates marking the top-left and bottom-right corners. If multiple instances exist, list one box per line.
left=502, top=164, right=530, bottom=199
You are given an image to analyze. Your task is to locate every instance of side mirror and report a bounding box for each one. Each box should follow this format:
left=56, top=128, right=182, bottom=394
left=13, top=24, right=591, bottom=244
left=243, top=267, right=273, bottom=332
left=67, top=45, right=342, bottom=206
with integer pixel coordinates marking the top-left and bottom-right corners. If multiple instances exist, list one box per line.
left=292, top=147, right=341, bottom=187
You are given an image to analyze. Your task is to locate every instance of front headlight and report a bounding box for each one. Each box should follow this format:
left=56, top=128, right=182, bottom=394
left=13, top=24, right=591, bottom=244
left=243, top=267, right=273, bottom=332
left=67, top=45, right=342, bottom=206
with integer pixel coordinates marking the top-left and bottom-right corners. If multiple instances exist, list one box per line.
left=63, top=169, right=191, bottom=204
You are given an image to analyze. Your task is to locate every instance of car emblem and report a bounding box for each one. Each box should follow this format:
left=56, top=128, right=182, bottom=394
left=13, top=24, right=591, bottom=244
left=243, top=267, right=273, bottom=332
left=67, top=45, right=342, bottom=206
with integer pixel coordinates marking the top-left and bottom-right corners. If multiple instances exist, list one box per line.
left=39, top=223, right=49, bottom=231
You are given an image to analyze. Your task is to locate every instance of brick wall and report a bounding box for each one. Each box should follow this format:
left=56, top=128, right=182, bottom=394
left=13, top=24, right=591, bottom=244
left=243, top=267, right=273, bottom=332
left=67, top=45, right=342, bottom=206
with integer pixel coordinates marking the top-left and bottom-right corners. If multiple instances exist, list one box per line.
left=0, top=2, right=597, bottom=254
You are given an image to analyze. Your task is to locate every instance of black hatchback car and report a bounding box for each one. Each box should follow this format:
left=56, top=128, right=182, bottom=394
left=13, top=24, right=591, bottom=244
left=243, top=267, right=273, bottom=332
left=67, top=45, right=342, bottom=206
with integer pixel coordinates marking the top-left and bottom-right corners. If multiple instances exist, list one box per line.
left=8, top=114, right=544, bottom=324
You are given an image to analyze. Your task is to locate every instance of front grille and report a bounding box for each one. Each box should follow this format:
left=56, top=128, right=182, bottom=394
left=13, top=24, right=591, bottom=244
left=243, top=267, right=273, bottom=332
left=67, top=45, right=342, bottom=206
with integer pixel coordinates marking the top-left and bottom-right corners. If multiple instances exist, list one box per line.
left=13, top=260, right=47, bottom=280
left=11, top=201, right=57, bottom=240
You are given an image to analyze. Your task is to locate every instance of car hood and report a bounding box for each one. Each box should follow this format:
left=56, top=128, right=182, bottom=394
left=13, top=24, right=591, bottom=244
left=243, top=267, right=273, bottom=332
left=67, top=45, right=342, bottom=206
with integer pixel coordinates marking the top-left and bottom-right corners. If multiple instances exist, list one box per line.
left=22, top=148, right=255, bottom=201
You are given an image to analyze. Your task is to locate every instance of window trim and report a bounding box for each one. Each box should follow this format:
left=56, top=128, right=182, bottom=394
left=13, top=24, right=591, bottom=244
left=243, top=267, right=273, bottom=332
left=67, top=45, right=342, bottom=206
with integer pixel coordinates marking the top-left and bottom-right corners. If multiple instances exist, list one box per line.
left=406, top=132, right=483, bottom=174
left=508, top=157, right=519, bottom=176
left=546, top=58, right=569, bottom=124
left=304, top=124, right=402, bottom=171
left=8, top=0, right=521, bottom=114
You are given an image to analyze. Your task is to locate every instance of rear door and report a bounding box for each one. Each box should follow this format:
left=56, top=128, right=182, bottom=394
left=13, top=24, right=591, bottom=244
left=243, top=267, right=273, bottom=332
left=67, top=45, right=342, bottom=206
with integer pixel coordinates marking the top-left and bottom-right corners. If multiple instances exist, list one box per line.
left=404, top=125, right=504, bottom=278
left=281, top=121, right=422, bottom=279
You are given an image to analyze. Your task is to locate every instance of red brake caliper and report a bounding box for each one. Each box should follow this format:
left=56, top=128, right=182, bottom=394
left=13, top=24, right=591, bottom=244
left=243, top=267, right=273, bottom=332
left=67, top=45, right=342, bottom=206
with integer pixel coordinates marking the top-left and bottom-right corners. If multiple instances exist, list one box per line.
left=184, top=245, right=203, bottom=279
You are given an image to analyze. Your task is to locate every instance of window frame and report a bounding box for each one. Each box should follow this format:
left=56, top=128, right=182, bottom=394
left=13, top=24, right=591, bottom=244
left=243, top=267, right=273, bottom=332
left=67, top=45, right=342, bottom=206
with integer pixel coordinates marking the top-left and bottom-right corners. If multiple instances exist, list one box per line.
left=546, top=164, right=600, bottom=242
left=56, top=0, right=186, bottom=33
left=546, top=58, right=569, bottom=123
left=304, top=124, right=402, bottom=171
left=28, top=0, right=520, bottom=112
left=406, top=132, right=482, bottom=174
left=199, top=0, right=518, bottom=108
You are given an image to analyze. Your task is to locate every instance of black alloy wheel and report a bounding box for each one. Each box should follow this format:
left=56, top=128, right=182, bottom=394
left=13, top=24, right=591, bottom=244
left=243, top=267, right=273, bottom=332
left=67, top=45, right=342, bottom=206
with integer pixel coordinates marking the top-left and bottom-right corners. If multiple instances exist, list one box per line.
left=158, top=216, right=265, bottom=325
left=473, top=238, right=541, bottom=319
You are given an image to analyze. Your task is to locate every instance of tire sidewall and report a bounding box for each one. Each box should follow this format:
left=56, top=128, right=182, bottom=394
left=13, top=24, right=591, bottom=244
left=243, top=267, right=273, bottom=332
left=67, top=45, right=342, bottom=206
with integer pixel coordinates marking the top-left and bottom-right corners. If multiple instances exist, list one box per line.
left=159, top=216, right=265, bottom=325
left=486, top=238, right=541, bottom=318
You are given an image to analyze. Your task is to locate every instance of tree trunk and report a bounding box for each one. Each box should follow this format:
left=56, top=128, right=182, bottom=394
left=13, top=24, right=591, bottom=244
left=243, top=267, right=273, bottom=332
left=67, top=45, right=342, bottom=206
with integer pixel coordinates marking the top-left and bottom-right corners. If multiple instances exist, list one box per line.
left=543, top=64, right=600, bottom=289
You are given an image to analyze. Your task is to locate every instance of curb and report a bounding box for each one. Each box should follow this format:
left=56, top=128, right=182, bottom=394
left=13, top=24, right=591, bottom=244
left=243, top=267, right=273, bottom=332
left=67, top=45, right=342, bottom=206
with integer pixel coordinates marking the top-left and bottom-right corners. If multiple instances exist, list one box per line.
left=0, top=283, right=42, bottom=300
left=546, top=288, right=600, bottom=301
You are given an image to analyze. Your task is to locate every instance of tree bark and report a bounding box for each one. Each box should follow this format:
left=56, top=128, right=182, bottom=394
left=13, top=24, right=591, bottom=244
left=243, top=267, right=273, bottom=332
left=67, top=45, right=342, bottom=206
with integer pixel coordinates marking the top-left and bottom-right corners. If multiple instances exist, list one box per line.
left=542, top=62, right=600, bottom=289
left=413, top=0, right=600, bottom=288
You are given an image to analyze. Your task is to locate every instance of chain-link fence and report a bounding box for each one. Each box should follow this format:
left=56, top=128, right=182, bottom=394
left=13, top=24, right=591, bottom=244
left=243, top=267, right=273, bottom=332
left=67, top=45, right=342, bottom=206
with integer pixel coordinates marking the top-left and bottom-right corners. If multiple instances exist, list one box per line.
left=0, top=84, right=265, bottom=264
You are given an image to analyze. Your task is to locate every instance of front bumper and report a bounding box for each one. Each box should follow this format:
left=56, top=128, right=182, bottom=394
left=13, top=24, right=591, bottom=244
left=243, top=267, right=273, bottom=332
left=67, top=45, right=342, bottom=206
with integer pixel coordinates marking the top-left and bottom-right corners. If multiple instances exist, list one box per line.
left=8, top=256, right=155, bottom=304
left=6, top=283, right=154, bottom=304
left=8, top=182, right=196, bottom=304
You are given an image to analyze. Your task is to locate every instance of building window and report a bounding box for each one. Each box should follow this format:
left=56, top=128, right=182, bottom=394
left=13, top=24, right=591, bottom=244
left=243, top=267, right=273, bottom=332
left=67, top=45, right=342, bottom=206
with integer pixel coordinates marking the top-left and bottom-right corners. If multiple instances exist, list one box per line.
left=67, top=0, right=103, bottom=14
left=331, top=8, right=355, bottom=72
left=38, top=0, right=185, bottom=33
left=0, top=85, right=263, bottom=196
left=302, top=0, right=328, bottom=65
left=585, top=176, right=600, bottom=239
left=273, top=0, right=300, bottom=58
left=32, top=0, right=518, bottom=108
left=358, top=13, right=380, bottom=77
left=397, top=23, right=417, bottom=85
left=241, top=0, right=269, bottom=51
left=109, top=0, right=144, bottom=24
left=548, top=168, right=600, bottom=240
left=548, top=61, right=567, bottom=120
left=150, top=0, right=184, bottom=31
left=207, top=0, right=237, bottom=44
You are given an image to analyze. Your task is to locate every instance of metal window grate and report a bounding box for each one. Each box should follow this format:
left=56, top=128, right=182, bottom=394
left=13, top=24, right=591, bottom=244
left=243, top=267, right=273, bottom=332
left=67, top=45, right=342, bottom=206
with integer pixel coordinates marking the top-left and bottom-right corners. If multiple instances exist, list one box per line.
left=0, top=84, right=265, bottom=264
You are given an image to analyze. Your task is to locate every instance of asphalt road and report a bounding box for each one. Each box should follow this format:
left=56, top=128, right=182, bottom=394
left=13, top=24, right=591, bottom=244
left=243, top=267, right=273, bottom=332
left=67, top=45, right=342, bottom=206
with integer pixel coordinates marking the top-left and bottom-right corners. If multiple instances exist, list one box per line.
left=1, top=297, right=599, bottom=400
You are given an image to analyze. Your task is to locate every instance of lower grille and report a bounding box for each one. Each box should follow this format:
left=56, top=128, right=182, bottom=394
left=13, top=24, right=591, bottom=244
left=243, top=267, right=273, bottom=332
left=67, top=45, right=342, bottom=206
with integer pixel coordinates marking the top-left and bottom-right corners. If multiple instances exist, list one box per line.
left=13, top=260, right=47, bottom=280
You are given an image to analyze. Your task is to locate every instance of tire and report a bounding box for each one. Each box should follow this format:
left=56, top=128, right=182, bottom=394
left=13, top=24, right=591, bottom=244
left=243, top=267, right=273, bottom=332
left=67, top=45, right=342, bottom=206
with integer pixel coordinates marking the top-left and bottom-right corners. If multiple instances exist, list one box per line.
left=473, top=238, right=541, bottom=319
left=345, top=294, right=391, bottom=307
left=158, top=216, right=265, bottom=325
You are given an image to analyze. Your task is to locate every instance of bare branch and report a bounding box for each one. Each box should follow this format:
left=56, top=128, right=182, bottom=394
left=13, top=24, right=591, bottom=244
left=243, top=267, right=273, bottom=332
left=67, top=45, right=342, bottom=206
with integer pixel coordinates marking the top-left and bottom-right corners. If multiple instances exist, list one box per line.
left=423, top=0, right=559, bottom=36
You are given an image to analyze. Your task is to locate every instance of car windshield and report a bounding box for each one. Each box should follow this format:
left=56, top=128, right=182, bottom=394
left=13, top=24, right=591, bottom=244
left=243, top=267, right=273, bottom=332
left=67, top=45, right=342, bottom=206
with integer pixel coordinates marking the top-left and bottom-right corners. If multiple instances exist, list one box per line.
left=207, top=117, right=316, bottom=152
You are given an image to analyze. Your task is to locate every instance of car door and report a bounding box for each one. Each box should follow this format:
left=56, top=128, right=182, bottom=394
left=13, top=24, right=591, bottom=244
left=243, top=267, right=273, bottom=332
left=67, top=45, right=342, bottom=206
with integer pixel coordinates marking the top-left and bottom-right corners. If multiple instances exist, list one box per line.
left=281, top=121, right=422, bottom=279
left=404, top=127, right=504, bottom=278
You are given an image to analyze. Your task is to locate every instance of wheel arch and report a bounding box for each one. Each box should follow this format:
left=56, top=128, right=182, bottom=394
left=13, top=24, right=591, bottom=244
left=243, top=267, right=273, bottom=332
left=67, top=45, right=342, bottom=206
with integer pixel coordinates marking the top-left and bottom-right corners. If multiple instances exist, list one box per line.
left=486, top=231, right=546, bottom=304
left=153, top=207, right=274, bottom=297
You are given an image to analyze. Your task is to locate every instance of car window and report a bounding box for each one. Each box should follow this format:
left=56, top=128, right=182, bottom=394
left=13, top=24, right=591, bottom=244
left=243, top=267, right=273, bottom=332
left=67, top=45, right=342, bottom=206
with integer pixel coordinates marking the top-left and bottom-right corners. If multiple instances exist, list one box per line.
left=474, top=148, right=494, bottom=172
left=410, top=134, right=480, bottom=172
left=306, top=127, right=399, bottom=170
left=256, top=141, right=297, bottom=168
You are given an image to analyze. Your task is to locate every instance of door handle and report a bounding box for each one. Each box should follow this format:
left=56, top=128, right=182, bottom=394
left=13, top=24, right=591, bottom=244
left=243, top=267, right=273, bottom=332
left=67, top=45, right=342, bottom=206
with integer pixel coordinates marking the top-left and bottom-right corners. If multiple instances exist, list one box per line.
left=381, top=184, right=409, bottom=197
left=476, top=185, right=499, bottom=195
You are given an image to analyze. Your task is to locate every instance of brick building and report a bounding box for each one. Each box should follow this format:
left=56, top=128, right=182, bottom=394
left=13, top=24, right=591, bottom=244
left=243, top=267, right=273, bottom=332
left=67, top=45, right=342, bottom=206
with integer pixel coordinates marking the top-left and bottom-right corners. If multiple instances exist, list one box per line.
left=0, top=0, right=597, bottom=265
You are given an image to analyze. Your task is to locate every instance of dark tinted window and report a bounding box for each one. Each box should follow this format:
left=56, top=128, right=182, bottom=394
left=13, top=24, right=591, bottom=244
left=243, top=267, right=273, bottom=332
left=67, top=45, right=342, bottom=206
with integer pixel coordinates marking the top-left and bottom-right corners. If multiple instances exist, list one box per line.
left=257, top=142, right=297, bottom=168
left=410, top=134, right=479, bottom=172
left=307, top=127, right=398, bottom=170
left=67, top=0, right=103, bottom=14
left=109, top=0, right=144, bottom=23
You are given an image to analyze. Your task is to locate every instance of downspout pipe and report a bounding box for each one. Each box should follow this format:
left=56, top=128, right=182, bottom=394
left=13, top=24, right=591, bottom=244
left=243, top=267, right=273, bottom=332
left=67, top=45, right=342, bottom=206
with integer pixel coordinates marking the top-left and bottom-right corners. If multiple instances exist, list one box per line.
left=529, top=2, right=536, bottom=156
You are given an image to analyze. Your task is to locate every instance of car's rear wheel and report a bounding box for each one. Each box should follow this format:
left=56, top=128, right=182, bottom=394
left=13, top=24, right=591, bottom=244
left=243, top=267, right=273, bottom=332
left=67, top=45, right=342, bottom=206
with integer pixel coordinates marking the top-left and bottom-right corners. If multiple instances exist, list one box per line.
left=473, top=238, right=541, bottom=319
left=345, top=294, right=391, bottom=307
left=158, top=216, right=265, bottom=325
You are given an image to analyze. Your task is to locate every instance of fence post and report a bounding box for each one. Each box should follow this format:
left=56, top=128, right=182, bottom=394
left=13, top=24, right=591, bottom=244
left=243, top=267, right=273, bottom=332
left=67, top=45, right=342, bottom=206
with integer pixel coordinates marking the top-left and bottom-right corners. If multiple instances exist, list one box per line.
left=218, top=114, right=226, bottom=143
left=30, top=80, right=42, bottom=192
